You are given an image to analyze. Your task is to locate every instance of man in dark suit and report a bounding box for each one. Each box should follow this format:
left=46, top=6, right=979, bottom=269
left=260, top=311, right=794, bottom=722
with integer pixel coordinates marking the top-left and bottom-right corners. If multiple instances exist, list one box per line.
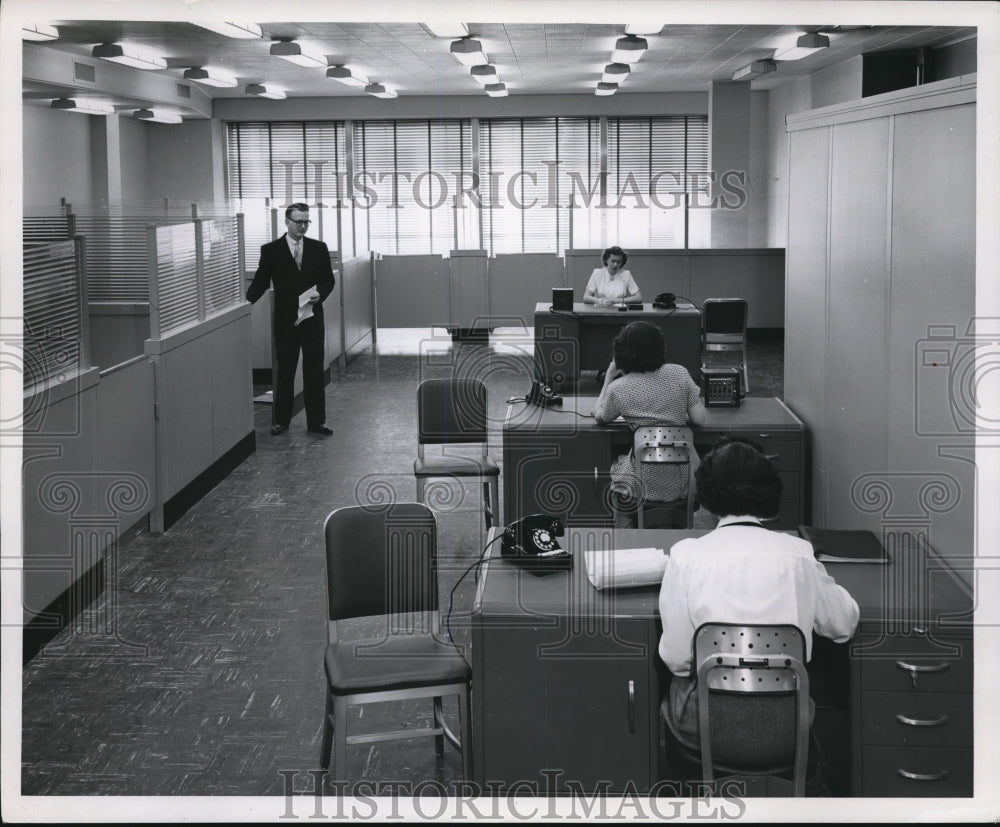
left=246, top=203, right=336, bottom=436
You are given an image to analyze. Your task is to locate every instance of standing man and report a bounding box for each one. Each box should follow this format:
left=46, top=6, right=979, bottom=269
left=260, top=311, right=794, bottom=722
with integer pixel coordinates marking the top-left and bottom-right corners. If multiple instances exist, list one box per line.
left=246, top=203, right=336, bottom=436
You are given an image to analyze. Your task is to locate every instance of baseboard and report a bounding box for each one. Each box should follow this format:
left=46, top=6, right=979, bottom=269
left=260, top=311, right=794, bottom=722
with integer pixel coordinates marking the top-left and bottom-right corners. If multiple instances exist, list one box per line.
left=162, top=430, right=256, bottom=530
left=23, top=558, right=104, bottom=665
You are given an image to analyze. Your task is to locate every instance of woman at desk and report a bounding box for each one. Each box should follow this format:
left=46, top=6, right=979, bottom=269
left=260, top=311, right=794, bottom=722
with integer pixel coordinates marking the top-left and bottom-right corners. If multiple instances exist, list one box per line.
left=593, top=321, right=705, bottom=528
left=657, top=438, right=860, bottom=752
left=583, top=246, right=642, bottom=306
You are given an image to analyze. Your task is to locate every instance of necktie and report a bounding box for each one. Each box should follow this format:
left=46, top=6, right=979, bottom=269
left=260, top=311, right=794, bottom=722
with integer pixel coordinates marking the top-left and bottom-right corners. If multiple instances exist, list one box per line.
left=293, top=240, right=302, bottom=269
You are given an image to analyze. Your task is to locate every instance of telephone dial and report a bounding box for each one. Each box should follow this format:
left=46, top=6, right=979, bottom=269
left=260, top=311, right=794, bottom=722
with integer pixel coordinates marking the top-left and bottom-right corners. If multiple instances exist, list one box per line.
left=501, top=514, right=572, bottom=574
left=652, top=292, right=676, bottom=309
left=526, top=380, right=563, bottom=407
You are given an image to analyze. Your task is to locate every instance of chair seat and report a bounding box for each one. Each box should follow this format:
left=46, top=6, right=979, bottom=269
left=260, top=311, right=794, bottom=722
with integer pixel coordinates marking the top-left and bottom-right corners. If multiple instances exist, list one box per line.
left=325, top=633, right=471, bottom=695
left=413, top=455, right=500, bottom=478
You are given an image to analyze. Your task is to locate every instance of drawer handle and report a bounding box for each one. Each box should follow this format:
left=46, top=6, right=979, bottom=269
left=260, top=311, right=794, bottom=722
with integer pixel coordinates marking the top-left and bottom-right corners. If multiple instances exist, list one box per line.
left=757, top=433, right=771, bottom=439
left=896, top=660, right=950, bottom=688
left=896, top=713, right=949, bottom=727
left=627, top=680, right=635, bottom=733
left=897, top=768, right=951, bottom=782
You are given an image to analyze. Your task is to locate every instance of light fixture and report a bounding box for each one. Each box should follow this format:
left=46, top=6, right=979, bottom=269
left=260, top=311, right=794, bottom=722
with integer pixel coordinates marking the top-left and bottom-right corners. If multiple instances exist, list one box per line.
left=422, top=22, right=469, bottom=38
left=450, top=38, right=488, bottom=66
left=192, top=22, right=262, bottom=40
left=50, top=98, right=115, bottom=115
left=327, top=66, right=368, bottom=87
left=22, top=22, right=59, bottom=41
left=485, top=82, right=508, bottom=98
left=134, top=108, right=183, bottom=124
left=183, top=67, right=238, bottom=88
left=602, top=63, right=630, bottom=85
left=611, top=35, right=647, bottom=64
left=624, top=23, right=663, bottom=36
left=269, top=41, right=327, bottom=68
left=470, top=64, right=499, bottom=85
left=365, top=82, right=397, bottom=99
left=595, top=82, right=618, bottom=96
left=245, top=83, right=286, bottom=100
left=773, top=32, right=831, bottom=61
left=93, top=42, right=168, bottom=70
left=732, top=59, right=777, bottom=81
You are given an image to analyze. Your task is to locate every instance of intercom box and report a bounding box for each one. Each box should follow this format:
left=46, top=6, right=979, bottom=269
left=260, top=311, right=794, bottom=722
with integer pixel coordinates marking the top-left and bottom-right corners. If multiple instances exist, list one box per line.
left=552, top=287, right=574, bottom=311
left=701, top=367, right=743, bottom=407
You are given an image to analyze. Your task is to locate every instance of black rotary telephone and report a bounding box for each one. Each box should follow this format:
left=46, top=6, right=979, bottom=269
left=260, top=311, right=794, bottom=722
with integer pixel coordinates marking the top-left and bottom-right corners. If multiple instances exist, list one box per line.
left=652, top=292, right=676, bottom=309
left=526, top=380, right=563, bottom=407
left=501, top=514, right=572, bottom=574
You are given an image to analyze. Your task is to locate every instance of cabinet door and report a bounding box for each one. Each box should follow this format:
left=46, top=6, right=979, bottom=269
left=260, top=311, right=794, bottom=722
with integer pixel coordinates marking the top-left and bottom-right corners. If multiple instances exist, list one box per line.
left=477, top=618, right=656, bottom=792
left=504, top=431, right=613, bottom=524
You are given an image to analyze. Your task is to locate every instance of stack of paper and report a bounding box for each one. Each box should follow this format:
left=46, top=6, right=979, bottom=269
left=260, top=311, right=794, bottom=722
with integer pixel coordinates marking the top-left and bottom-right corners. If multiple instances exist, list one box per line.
left=584, top=547, right=667, bottom=590
left=295, top=288, right=320, bottom=326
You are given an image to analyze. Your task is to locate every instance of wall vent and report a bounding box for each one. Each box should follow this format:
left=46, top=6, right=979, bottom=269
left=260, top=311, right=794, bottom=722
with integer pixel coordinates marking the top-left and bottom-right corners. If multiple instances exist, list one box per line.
left=177, top=84, right=191, bottom=99
left=73, top=62, right=96, bottom=83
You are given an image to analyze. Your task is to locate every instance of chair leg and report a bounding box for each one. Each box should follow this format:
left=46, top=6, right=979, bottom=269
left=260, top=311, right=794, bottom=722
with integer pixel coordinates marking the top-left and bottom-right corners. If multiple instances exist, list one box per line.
left=320, top=690, right=334, bottom=770
left=433, top=697, right=445, bottom=756
left=333, top=696, right=348, bottom=782
left=637, top=499, right=645, bottom=529
left=459, top=683, right=472, bottom=781
left=484, top=478, right=499, bottom=530
left=742, top=351, right=750, bottom=394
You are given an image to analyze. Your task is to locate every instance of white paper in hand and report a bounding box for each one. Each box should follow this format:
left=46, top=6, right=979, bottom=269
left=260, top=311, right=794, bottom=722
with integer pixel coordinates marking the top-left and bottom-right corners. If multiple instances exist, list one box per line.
left=584, top=547, right=667, bottom=590
left=295, top=288, right=320, bottom=326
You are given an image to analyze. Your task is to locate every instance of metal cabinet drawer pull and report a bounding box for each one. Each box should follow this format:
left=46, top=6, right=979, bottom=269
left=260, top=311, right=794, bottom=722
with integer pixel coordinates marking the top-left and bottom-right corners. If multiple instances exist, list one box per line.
left=897, top=768, right=950, bottom=782
left=627, top=680, right=635, bottom=733
left=896, top=660, right=949, bottom=687
left=896, top=713, right=949, bottom=727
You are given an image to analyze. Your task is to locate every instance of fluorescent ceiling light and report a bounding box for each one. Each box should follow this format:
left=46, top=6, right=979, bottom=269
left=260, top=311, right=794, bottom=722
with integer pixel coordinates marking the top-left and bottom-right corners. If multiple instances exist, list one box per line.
left=624, top=23, right=663, bottom=36
left=470, top=64, right=499, bottom=85
left=602, top=63, right=630, bottom=85
left=423, top=22, right=469, bottom=38
left=183, top=67, right=237, bottom=88
left=485, top=83, right=508, bottom=98
left=93, top=42, right=168, bottom=70
left=270, top=41, right=326, bottom=68
left=22, top=22, right=59, bottom=41
left=595, top=82, right=618, bottom=96
left=192, top=22, right=262, bottom=40
left=327, top=66, right=368, bottom=87
left=365, top=83, right=397, bottom=99
left=773, top=32, right=830, bottom=61
left=611, top=35, right=647, bottom=64
left=135, top=108, right=183, bottom=124
left=246, top=83, right=286, bottom=100
left=732, top=59, right=776, bottom=81
left=450, top=38, right=487, bottom=66
left=51, top=98, right=115, bottom=115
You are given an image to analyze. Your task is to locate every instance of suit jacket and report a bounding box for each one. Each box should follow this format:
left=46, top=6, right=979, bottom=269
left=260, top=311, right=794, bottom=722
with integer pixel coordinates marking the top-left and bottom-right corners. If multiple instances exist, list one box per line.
left=246, top=234, right=336, bottom=335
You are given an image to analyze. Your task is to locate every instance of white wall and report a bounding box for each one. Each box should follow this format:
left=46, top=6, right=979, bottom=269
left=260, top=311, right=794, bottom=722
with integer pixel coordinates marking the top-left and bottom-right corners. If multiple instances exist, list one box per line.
left=146, top=119, right=225, bottom=203
left=22, top=105, right=93, bottom=207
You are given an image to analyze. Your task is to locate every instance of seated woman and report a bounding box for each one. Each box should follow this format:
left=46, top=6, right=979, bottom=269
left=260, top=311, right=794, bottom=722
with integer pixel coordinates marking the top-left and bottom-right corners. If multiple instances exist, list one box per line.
left=593, top=321, right=705, bottom=528
left=583, top=246, right=642, bottom=306
left=658, top=437, right=860, bottom=752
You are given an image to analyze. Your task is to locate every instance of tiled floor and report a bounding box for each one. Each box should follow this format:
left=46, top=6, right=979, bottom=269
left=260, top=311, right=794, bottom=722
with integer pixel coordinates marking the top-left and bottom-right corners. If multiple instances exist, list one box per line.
left=20, top=328, right=786, bottom=798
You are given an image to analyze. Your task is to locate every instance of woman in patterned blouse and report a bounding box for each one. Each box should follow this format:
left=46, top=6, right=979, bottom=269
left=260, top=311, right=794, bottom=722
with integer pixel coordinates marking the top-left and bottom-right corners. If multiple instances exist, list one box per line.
left=593, top=321, right=706, bottom=527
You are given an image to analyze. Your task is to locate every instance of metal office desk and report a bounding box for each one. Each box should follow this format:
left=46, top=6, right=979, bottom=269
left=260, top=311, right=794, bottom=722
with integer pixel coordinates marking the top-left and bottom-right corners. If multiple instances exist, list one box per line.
left=502, top=395, right=806, bottom=530
left=533, top=302, right=702, bottom=385
left=470, top=527, right=974, bottom=796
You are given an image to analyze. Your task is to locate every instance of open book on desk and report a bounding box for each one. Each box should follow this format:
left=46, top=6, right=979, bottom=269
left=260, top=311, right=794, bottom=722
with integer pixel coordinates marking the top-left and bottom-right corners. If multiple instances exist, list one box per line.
left=798, top=525, right=890, bottom=563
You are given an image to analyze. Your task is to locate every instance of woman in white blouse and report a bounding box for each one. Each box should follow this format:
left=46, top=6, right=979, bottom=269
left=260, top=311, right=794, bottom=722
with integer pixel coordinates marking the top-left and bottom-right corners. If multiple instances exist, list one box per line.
left=583, top=246, right=642, bottom=306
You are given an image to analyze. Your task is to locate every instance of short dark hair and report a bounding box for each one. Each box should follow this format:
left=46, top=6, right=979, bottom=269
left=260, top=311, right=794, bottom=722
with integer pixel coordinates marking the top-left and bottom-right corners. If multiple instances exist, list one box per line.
left=285, top=203, right=310, bottom=218
left=602, top=245, right=629, bottom=266
left=695, top=437, right=782, bottom=519
left=612, top=321, right=665, bottom=374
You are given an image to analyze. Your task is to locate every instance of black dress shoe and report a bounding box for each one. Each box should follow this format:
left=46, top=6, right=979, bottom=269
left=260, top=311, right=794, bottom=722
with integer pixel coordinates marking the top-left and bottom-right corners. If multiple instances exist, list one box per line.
left=307, top=425, right=333, bottom=436
left=270, top=424, right=288, bottom=435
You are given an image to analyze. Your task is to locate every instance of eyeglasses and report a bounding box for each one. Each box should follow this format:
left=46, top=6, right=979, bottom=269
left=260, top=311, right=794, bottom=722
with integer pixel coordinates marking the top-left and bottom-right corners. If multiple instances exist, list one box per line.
left=287, top=218, right=311, bottom=227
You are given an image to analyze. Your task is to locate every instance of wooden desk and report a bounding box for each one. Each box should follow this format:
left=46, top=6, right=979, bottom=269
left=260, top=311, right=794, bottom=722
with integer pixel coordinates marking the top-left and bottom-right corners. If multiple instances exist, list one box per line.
left=502, top=395, right=806, bottom=530
left=471, top=528, right=974, bottom=796
left=534, top=302, right=702, bottom=385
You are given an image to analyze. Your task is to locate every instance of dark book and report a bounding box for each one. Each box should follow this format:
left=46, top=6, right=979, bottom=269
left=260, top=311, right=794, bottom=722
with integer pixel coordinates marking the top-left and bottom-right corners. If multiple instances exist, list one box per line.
left=798, top=525, right=890, bottom=563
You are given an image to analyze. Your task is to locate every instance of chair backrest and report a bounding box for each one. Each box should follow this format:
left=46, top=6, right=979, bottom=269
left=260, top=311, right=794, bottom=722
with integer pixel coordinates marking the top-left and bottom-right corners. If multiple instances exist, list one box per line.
left=323, top=503, right=439, bottom=631
left=633, top=426, right=696, bottom=526
left=702, top=298, right=748, bottom=340
left=693, top=622, right=810, bottom=794
left=417, top=378, right=489, bottom=447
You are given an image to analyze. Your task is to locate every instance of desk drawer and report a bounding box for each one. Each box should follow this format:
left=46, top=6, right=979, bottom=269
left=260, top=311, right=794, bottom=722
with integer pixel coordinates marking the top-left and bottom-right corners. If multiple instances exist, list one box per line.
left=860, top=746, right=972, bottom=797
left=858, top=638, right=973, bottom=693
left=697, top=433, right=800, bottom=472
left=861, top=691, right=972, bottom=747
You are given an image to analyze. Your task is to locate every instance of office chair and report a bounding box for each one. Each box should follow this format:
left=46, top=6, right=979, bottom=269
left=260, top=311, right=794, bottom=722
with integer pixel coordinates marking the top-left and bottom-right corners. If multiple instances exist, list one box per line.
left=631, top=425, right=697, bottom=529
left=662, top=623, right=813, bottom=797
left=701, top=298, right=749, bottom=394
left=414, top=378, right=500, bottom=532
left=320, top=502, right=472, bottom=781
